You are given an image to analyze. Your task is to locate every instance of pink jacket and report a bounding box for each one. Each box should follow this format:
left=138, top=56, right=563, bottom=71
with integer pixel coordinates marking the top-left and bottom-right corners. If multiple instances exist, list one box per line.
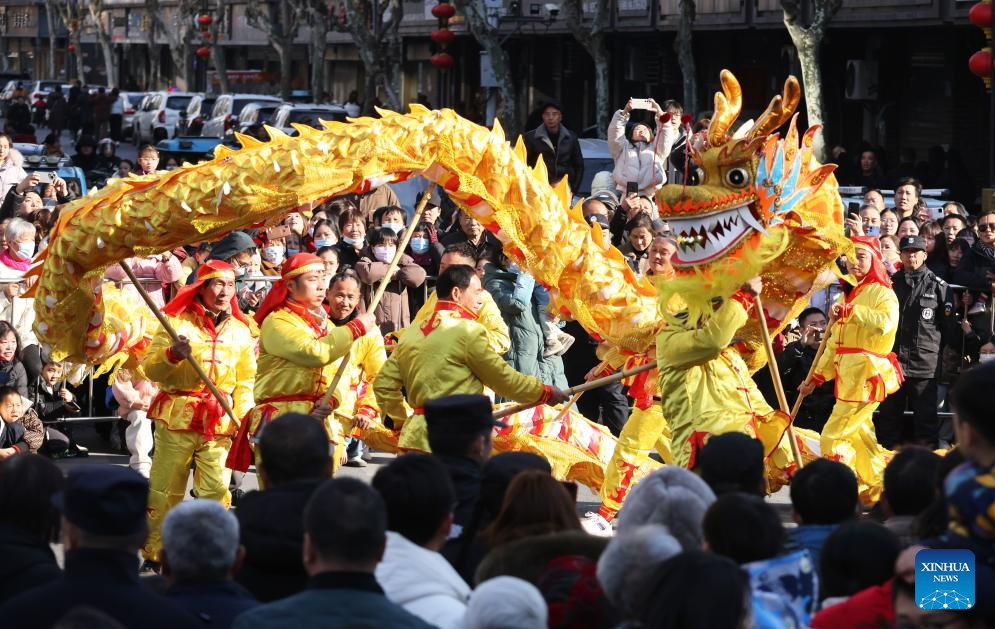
left=104, top=255, right=184, bottom=309
left=112, top=378, right=158, bottom=417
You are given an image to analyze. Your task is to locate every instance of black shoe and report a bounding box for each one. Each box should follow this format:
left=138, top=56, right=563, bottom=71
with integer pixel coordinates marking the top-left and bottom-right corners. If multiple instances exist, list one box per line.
left=139, top=560, right=161, bottom=575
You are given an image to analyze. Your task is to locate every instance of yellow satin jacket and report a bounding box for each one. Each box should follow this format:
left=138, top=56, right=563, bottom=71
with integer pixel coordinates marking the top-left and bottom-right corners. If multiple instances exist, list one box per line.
left=413, top=290, right=511, bottom=355
left=813, top=282, right=902, bottom=403
left=143, top=308, right=256, bottom=437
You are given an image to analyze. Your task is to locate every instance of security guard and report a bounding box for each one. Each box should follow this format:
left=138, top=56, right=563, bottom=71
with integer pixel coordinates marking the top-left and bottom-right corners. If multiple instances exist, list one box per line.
left=877, top=234, right=951, bottom=449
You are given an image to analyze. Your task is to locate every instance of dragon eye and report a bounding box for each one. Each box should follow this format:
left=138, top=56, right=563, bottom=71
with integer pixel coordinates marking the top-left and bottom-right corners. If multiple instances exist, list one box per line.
left=724, top=167, right=750, bottom=188
left=691, top=167, right=705, bottom=185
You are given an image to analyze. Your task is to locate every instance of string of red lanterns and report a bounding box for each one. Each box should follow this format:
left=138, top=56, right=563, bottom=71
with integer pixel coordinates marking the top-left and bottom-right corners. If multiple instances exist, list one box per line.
left=195, top=14, right=213, bottom=59
left=970, top=0, right=993, bottom=89
left=430, top=1, right=456, bottom=71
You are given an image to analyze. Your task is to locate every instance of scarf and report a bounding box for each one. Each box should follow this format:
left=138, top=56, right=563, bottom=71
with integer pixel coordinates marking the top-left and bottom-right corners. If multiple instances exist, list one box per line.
left=0, top=250, right=30, bottom=272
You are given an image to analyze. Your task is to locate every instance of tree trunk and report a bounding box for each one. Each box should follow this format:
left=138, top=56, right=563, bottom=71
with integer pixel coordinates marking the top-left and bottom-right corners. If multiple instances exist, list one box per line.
left=309, top=8, right=326, bottom=100
left=362, top=68, right=379, bottom=115
left=793, top=37, right=826, bottom=160
left=73, top=33, right=86, bottom=84
left=561, top=0, right=610, bottom=138
left=211, top=5, right=231, bottom=93
left=88, top=2, right=118, bottom=87
left=45, top=0, right=57, bottom=78
left=0, top=37, right=8, bottom=72
left=149, top=44, right=160, bottom=90
left=456, top=0, right=519, bottom=137
left=675, top=0, right=697, bottom=115
left=278, top=41, right=292, bottom=100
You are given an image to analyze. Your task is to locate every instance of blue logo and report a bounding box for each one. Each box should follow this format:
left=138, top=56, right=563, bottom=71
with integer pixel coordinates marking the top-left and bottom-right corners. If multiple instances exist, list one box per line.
left=915, top=549, right=975, bottom=610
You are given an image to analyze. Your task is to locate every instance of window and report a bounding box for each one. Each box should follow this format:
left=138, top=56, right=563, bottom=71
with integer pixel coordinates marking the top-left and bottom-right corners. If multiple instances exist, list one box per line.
left=166, top=96, right=193, bottom=110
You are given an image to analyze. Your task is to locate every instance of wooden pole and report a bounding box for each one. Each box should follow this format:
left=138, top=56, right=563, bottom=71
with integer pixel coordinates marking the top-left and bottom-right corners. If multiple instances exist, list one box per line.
left=754, top=295, right=803, bottom=469
left=119, top=260, right=240, bottom=428
left=493, top=361, right=657, bottom=420
left=319, top=183, right=439, bottom=409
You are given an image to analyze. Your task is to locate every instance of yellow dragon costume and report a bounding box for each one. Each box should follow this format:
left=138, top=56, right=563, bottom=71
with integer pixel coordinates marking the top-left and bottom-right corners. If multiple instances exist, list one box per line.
left=30, top=70, right=849, bottom=498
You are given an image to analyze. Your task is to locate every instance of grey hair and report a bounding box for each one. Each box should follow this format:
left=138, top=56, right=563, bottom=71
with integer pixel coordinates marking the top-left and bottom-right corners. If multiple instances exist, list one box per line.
left=6, top=217, right=35, bottom=243
left=597, top=524, right=682, bottom=615
left=615, top=466, right=716, bottom=551
left=161, top=499, right=239, bottom=580
left=463, top=576, right=547, bottom=629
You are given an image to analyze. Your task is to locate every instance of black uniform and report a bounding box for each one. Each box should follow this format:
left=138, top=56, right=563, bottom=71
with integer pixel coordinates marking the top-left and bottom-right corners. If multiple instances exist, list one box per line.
left=876, top=265, right=951, bottom=448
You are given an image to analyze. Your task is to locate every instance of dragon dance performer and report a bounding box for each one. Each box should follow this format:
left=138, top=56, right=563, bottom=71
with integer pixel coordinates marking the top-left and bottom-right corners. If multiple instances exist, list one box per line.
left=141, top=260, right=256, bottom=567
left=374, top=264, right=569, bottom=451
left=588, top=237, right=681, bottom=531
left=226, top=253, right=376, bottom=475
left=411, top=242, right=511, bottom=355
left=799, top=236, right=900, bottom=504
left=656, top=276, right=811, bottom=488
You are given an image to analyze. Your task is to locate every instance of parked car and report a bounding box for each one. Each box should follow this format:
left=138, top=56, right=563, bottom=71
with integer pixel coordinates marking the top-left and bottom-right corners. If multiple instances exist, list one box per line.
left=132, top=91, right=197, bottom=145
left=174, top=94, right=217, bottom=137
left=28, top=80, right=65, bottom=103
left=200, top=94, right=283, bottom=138
left=235, top=101, right=282, bottom=134
left=268, top=103, right=348, bottom=137
left=121, top=91, right=148, bottom=139
left=575, top=138, right=614, bottom=198
left=0, top=76, right=29, bottom=116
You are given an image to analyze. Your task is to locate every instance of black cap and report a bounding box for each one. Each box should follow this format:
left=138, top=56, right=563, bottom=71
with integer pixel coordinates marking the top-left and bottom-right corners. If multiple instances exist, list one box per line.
left=208, top=230, right=257, bottom=261
left=416, top=187, right=443, bottom=209
left=697, top=432, right=764, bottom=489
left=52, top=465, right=149, bottom=536
left=539, top=100, right=563, bottom=114
left=589, top=189, right=619, bottom=212
left=424, top=394, right=507, bottom=436
left=899, top=235, right=927, bottom=252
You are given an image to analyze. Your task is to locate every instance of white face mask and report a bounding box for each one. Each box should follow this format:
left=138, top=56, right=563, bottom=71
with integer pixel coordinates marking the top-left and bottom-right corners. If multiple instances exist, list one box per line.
left=383, top=222, right=404, bottom=235
left=980, top=353, right=995, bottom=363
left=373, top=246, right=396, bottom=263
left=16, top=241, right=35, bottom=260
left=262, top=246, right=284, bottom=263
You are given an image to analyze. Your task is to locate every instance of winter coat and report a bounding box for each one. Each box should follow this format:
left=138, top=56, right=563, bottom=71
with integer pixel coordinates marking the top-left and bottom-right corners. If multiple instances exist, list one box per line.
left=112, top=377, right=158, bottom=417
left=0, top=151, right=27, bottom=198
left=607, top=109, right=676, bottom=195
left=953, top=239, right=995, bottom=291
left=0, top=358, right=27, bottom=399
left=483, top=265, right=568, bottom=392
left=474, top=530, right=608, bottom=586
left=0, top=259, right=37, bottom=349
left=46, top=93, right=67, bottom=131
left=891, top=266, right=951, bottom=378
left=165, top=580, right=259, bottom=629
left=0, top=522, right=61, bottom=605
left=375, top=531, right=470, bottom=629
left=355, top=249, right=426, bottom=334
left=235, top=479, right=323, bottom=602
left=523, top=123, right=584, bottom=188
left=31, top=381, right=77, bottom=423
left=0, top=407, right=43, bottom=454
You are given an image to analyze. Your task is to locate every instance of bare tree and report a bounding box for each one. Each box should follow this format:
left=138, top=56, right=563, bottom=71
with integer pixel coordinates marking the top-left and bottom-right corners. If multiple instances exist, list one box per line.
left=561, top=0, right=609, bottom=139
left=781, top=0, right=841, bottom=161
left=209, top=2, right=231, bottom=94
left=305, top=1, right=328, bottom=101
left=245, top=0, right=305, bottom=100
left=341, top=0, right=402, bottom=113
left=54, top=0, right=87, bottom=84
left=85, top=0, right=118, bottom=86
left=152, top=0, right=199, bottom=90
left=44, top=0, right=57, bottom=78
left=454, top=0, right=520, bottom=138
left=674, top=0, right=697, bottom=115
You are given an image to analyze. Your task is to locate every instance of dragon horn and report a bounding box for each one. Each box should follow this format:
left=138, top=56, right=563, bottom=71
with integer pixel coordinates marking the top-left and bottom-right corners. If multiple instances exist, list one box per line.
left=747, top=76, right=801, bottom=142
left=707, top=70, right=743, bottom=146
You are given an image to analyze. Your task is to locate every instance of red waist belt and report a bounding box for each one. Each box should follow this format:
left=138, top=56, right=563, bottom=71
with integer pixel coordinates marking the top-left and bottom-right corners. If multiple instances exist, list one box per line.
left=834, top=347, right=904, bottom=381
left=226, top=393, right=318, bottom=474
left=152, top=389, right=229, bottom=441
left=413, top=407, right=424, bottom=414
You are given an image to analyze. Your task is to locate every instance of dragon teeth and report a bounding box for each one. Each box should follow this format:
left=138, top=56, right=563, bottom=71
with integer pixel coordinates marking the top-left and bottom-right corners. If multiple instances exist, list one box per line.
left=667, top=204, right=760, bottom=265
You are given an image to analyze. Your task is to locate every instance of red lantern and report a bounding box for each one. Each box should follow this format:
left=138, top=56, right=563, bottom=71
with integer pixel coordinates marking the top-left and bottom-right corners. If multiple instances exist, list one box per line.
left=430, top=52, right=455, bottom=70
left=196, top=46, right=211, bottom=59
left=197, top=14, right=213, bottom=27
left=67, top=43, right=77, bottom=53
left=970, top=48, right=993, bottom=89
left=430, top=28, right=455, bottom=45
left=431, top=3, right=456, bottom=19
left=202, top=31, right=212, bottom=40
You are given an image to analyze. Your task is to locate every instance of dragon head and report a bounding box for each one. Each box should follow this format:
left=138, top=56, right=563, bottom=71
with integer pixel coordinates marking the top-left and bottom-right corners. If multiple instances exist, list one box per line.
left=655, top=70, right=849, bottom=367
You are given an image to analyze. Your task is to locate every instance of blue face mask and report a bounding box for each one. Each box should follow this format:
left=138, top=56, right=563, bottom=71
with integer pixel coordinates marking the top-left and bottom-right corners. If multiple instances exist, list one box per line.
left=410, top=237, right=430, bottom=254
left=16, top=241, right=34, bottom=260
left=286, top=248, right=300, bottom=257
left=865, top=225, right=881, bottom=236
left=342, top=236, right=360, bottom=247
left=314, top=238, right=335, bottom=249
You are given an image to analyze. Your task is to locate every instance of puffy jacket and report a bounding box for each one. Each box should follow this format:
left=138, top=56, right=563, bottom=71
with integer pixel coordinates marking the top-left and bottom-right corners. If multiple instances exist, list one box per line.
left=0, top=152, right=27, bottom=198
left=111, top=377, right=158, bottom=417
left=483, top=264, right=567, bottom=394
left=607, top=109, right=676, bottom=195
left=355, top=249, right=426, bottom=334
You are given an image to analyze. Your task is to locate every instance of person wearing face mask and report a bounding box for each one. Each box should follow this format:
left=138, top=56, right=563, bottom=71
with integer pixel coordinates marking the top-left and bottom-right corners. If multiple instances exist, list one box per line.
left=608, top=98, right=676, bottom=196
left=876, top=236, right=950, bottom=451
left=308, top=219, right=339, bottom=253
left=259, top=238, right=287, bottom=276
left=406, top=221, right=442, bottom=275
left=355, top=227, right=427, bottom=334
left=373, top=206, right=406, bottom=236
left=336, top=207, right=367, bottom=269
left=0, top=219, right=39, bottom=353
left=226, top=254, right=377, bottom=478
left=206, top=231, right=260, bottom=312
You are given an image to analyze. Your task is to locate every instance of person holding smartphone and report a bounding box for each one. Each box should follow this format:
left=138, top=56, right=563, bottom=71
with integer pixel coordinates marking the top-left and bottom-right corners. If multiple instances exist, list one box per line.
left=0, top=170, right=72, bottom=221
left=608, top=98, right=677, bottom=197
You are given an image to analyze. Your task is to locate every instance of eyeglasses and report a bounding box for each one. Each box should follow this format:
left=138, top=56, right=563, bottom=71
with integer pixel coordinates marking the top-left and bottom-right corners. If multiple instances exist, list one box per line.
left=978, top=223, right=995, bottom=231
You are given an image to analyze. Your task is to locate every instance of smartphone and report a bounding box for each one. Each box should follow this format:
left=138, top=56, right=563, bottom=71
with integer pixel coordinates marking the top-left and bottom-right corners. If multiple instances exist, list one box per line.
left=847, top=201, right=861, bottom=214
left=33, top=171, right=56, bottom=184
left=266, top=224, right=292, bottom=240
left=626, top=181, right=639, bottom=194
left=630, top=98, right=654, bottom=111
